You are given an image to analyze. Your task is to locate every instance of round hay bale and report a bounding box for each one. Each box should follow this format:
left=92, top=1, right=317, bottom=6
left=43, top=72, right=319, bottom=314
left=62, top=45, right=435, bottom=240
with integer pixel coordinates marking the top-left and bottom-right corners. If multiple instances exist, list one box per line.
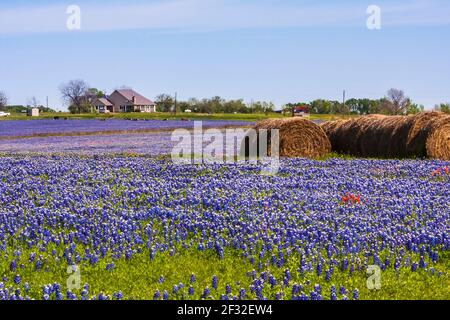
left=318, top=112, right=450, bottom=160
left=242, top=118, right=331, bottom=158
left=320, top=120, right=348, bottom=153
left=426, top=115, right=450, bottom=160
left=240, top=119, right=287, bottom=158
left=387, top=115, right=417, bottom=158
left=370, top=115, right=418, bottom=158
left=322, top=116, right=388, bottom=156
left=407, top=112, right=446, bottom=157
left=323, top=114, right=424, bottom=158
left=334, top=119, right=362, bottom=155
left=355, top=115, right=387, bottom=157
left=371, top=116, right=400, bottom=157
left=320, top=120, right=341, bottom=136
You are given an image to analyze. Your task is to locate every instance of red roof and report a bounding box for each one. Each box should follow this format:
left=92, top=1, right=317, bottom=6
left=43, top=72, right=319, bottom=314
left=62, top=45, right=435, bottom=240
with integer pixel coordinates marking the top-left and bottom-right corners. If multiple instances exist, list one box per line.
left=295, top=105, right=310, bottom=112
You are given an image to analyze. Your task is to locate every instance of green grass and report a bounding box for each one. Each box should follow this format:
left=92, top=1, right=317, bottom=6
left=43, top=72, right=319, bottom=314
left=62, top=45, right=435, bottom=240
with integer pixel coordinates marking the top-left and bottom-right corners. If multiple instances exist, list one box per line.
left=2, top=243, right=448, bottom=300
left=0, top=112, right=358, bottom=122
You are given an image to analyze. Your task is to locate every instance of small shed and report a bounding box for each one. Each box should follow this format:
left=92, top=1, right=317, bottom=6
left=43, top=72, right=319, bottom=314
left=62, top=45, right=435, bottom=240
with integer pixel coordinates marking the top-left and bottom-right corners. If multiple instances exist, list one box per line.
left=28, top=108, right=40, bottom=117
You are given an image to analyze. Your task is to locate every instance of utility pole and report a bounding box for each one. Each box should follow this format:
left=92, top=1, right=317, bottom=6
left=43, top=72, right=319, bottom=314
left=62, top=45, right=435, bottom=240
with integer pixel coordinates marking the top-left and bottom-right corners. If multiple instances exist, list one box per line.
left=46, top=96, right=49, bottom=109
left=343, top=90, right=347, bottom=114
left=174, top=92, right=177, bottom=115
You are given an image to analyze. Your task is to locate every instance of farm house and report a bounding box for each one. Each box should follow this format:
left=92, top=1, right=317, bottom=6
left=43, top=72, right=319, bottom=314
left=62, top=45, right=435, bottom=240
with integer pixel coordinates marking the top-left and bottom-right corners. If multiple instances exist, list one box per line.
left=92, top=89, right=156, bottom=113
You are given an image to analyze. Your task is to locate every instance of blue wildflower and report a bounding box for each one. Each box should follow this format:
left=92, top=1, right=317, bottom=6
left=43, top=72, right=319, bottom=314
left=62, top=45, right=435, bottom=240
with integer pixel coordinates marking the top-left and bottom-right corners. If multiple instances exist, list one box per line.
left=212, top=275, right=218, bottom=290
left=353, top=289, right=359, bottom=300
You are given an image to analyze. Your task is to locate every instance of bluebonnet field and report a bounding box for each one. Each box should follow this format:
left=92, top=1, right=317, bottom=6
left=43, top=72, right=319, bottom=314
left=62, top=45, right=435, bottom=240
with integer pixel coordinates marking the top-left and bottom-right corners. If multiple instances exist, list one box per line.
left=0, top=131, right=245, bottom=156
left=0, top=119, right=251, bottom=138
left=0, top=119, right=250, bottom=156
left=0, top=155, right=449, bottom=300
left=0, top=132, right=175, bottom=155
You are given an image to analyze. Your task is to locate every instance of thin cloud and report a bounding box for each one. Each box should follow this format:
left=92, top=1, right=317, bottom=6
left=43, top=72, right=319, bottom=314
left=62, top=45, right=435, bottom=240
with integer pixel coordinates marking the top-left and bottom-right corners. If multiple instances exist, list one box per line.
left=0, top=0, right=449, bottom=35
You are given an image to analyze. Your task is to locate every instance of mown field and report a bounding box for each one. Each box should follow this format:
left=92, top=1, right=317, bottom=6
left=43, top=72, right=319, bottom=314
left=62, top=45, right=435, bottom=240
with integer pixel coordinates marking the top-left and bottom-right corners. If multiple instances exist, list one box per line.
left=0, top=155, right=449, bottom=300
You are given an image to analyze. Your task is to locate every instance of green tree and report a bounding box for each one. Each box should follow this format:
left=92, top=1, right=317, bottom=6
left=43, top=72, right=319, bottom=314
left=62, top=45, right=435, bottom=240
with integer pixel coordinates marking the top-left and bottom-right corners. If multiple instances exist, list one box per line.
left=407, top=103, right=424, bottom=114
left=330, top=101, right=349, bottom=114
left=435, top=103, right=450, bottom=114
left=209, top=96, right=225, bottom=113
left=88, top=88, right=106, bottom=98
left=262, top=102, right=275, bottom=115
left=369, top=99, right=383, bottom=114
left=187, top=98, right=201, bottom=113
left=310, top=100, right=332, bottom=114
left=177, top=101, right=191, bottom=113
left=250, top=101, right=263, bottom=113
left=155, top=94, right=174, bottom=112
left=282, top=104, right=293, bottom=116
left=223, top=99, right=247, bottom=114
left=346, top=98, right=375, bottom=115
left=68, top=101, right=92, bottom=114
left=198, top=98, right=213, bottom=114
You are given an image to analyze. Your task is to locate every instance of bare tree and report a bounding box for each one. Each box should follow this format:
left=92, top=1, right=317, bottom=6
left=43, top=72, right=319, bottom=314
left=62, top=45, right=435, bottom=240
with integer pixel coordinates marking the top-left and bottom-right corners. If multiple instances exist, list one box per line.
left=383, top=89, right=410, bottom=115
left=59, top=80, right=89, bottom=114
left=28, top=96, right=40, bottom=109
left=0, top=91, right=8, bottom=111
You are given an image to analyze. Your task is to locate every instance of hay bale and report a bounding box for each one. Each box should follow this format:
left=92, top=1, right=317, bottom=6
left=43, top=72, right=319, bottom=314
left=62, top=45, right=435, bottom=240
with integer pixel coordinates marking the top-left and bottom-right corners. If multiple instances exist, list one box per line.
left=254, top=112, right=450, bottom=160
left=334, top=119, right=362, bottom=155
left=320, top=120, right=344, bottom=137
left=370, top=115, right=418, bottom=158
left=320, top=120, right=348, bottom=152
left=406, top=112, right=446, bottom=157
left=355, top=115, right=387, bottom=157
left=321, top=113, right=448, bottom=159
left=387, top=115, right=417, bottom=158
left=322, top=115, right=389, bottom=157
left=242, top=118, right=331, bottom=158
left=426, top=115, right=450, bottom=160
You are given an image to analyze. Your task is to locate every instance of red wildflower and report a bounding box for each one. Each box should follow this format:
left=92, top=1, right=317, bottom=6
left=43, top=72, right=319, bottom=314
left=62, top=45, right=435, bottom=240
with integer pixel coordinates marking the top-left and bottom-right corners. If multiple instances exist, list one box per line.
left=341, top=193, right=361, bottom=205
left=432, top=169, right=442, bottom=177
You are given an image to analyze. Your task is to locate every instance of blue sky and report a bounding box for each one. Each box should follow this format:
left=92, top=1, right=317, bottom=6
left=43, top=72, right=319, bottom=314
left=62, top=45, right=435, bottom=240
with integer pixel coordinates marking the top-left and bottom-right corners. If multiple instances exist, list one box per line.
left=0, top=0, right=450, bottom=110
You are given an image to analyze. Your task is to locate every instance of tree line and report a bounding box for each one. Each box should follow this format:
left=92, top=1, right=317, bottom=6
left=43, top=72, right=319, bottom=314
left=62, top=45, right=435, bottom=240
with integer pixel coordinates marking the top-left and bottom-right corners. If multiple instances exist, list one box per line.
left=57, top=80, right=277, bottom=114
left=285, top=89, right=433, bottom=116
left=154, top=94, right=275, bottom=114
left=58, top=83, right=446, bottom=115
left=1, top=84, right=450, bottom=115
left=0, top=91, right=56, bottom=113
